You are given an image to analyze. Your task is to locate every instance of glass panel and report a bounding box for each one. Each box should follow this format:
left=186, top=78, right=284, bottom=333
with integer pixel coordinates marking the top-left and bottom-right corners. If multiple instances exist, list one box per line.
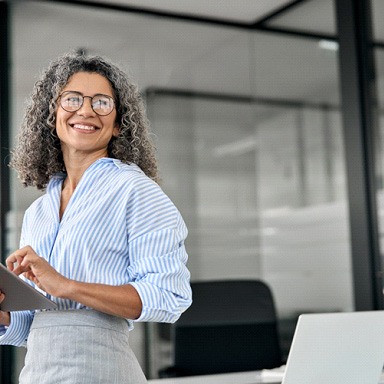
left=148, top=91, right=353, bottom=365
left=150, top=97, right=260, bottom=280
left=373, top=0, right=384, bottom=301
left=252, top=32, right=340, bottom=104
left=372, top=0, right=384, bottom=41
left=374, top=48, right=384, bottom=202
left=256, top=105, right=352, bottom=316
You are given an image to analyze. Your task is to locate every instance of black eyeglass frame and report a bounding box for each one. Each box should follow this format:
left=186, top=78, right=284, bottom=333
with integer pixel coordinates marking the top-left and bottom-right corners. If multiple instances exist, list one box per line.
left=58, top=90, right=116, bottom=116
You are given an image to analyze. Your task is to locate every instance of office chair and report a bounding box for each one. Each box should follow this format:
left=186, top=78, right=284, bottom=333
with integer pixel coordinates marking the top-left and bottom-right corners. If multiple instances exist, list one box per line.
left=158, top=280, right=282, bottom=377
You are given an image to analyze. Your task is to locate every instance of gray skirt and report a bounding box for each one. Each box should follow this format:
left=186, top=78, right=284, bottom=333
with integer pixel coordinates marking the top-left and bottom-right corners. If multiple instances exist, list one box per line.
left=19, top=309, right=147, bottom=384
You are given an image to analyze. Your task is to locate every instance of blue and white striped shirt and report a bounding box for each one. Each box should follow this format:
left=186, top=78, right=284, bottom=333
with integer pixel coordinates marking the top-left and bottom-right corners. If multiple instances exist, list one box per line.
left=0, top=158, right=192, bottom=347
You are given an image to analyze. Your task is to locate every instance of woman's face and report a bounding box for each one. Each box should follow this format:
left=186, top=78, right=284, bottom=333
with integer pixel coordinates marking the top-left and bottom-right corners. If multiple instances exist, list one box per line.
left=55, top=71, right=119, bottom=159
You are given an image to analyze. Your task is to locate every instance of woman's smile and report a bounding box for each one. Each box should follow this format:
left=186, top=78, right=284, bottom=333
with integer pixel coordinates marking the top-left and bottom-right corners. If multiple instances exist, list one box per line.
left=69, top=122, right=100, bottom=132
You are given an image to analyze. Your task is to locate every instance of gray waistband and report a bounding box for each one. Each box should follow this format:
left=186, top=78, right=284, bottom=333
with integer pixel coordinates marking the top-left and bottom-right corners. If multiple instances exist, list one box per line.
left=31, top=309, right=129, bottom=334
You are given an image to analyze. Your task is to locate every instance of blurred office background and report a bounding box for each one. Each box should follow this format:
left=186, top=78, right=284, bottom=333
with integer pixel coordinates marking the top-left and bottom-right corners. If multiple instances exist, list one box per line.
left=0, top=0, right=384, bottom=381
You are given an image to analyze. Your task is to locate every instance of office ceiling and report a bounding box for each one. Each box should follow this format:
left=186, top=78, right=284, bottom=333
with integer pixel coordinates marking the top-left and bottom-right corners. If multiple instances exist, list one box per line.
left=84, top=0, right=383, bottom=39
left=89, top=0, right=294, bottom=23
left=61, top=0, right=337, bottom=35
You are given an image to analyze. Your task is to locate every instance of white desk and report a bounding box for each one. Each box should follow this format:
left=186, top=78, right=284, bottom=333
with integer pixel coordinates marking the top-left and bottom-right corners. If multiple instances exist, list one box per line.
left=148, top=370, right=282, bottom=384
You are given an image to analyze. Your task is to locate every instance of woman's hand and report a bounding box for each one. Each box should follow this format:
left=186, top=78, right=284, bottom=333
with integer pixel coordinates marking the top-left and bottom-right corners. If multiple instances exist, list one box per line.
left=0, top=291, right=10, bottom=326
left=6, top=246, right=143, bottom=320
left=6, top=246, right=69, bottom=298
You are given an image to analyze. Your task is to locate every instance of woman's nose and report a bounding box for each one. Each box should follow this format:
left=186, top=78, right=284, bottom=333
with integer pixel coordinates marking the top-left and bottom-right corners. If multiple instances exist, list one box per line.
left=76, top=96, right=96, bottom=117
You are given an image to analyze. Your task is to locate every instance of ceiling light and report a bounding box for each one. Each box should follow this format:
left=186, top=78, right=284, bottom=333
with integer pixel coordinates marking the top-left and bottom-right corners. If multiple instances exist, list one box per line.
left=213, top=137, right=257, bottom=157
left=318, top=40, right=339, bottom=51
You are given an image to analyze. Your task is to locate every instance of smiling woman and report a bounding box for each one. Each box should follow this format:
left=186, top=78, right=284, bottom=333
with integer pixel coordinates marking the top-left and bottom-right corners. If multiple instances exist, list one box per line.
left=0, top=52, right=192, bottom=384
left=55, top=72, right=120, bottom=163
left=10, top=52, right=160, bottom=190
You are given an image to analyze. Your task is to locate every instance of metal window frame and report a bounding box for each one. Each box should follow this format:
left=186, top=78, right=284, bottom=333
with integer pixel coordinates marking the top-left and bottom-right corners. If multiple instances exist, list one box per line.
left=0, top=2, right=13, bottom=383
left=335, top=0, right=383, bottom=310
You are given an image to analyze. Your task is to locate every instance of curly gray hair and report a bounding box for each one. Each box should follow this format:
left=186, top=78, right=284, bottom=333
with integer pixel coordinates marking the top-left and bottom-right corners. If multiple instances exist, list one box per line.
left=10, top=51, right=158, bottom=189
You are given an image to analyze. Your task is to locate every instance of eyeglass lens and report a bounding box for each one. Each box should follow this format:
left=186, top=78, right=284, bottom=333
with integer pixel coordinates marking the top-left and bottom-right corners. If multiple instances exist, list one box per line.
left=60, top=91, right=114, bottom=116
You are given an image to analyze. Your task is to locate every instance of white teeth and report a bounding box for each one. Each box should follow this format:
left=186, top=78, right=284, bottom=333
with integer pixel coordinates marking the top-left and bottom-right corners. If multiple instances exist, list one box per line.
left=73, top=124, right=96, bottom=131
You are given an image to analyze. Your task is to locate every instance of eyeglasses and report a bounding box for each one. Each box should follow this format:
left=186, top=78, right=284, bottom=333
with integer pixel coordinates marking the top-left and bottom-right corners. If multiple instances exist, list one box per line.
left=58, top=91, right=115, bottom=116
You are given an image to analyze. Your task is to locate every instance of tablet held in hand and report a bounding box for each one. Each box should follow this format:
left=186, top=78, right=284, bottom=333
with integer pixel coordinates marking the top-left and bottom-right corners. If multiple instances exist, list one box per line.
left=0, top=263, right=58, bottom=311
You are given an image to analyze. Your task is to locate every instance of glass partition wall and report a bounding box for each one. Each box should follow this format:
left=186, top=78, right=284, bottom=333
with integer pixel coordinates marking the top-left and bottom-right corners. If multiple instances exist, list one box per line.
left=373, top=0, right=384, bottom=306
left=147, top=93, right=351, bottom=371
left=7, top=0, right=355, bottom=380
left=148, top=93, right=350, bottom=308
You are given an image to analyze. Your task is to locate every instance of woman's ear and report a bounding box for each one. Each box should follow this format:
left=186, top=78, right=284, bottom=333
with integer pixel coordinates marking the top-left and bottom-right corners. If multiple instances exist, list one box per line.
left=113, top=123, right=120, bottom=137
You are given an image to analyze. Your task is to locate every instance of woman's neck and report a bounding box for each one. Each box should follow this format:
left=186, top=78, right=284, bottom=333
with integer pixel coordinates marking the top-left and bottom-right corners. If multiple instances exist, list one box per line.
left=63, top=150, right=107, bottom=191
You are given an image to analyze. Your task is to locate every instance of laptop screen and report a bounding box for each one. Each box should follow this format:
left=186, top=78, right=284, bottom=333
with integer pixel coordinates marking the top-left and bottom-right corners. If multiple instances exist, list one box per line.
left=282, top=311, right=384, bottom=384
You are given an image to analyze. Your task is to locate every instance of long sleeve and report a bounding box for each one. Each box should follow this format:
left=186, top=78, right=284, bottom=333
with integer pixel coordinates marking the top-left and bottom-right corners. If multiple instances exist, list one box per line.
left=126, top=175, right=192, bottom=323
left=0, top=310, right=34, bottom=347
left=0, top=221, right=35, bottom=347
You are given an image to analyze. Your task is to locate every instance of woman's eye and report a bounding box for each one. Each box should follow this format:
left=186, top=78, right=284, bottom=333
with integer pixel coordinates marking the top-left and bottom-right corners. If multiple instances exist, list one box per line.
left=98, top=100, right=108, bottom=106
left=65, top=96, right=81, bottom=106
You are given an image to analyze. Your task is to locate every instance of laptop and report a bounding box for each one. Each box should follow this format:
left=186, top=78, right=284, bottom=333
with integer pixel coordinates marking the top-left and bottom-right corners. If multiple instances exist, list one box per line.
left=0, top=263, right=57, bottom=311
left=281, top=311, right=384, bottom=384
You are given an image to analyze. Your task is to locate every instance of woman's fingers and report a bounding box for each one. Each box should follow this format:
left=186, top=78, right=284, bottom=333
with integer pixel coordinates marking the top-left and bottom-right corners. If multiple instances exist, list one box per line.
left=6, top=246, right=40, bottom=275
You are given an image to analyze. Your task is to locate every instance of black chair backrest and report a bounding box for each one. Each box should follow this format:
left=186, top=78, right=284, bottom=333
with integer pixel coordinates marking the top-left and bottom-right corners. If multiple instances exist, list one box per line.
left=172, top=280, right=282, bottom=376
